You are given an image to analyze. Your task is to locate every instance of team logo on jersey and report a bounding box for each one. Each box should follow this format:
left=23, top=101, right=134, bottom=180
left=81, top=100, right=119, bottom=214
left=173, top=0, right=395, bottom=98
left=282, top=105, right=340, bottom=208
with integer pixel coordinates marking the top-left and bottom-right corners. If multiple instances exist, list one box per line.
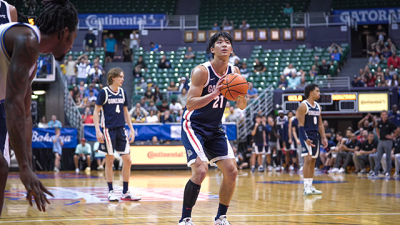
left=187, top=150, right=193, bottom=157
left=0, top=15, right=6, bottom=19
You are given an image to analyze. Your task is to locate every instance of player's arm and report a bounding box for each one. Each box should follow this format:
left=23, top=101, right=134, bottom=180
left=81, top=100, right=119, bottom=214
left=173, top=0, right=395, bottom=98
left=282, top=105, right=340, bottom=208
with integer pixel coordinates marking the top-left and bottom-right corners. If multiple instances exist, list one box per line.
left=263, top=129, right=267, bottom=146
left=288, top=118, right=293, bottom=143
left=9, top=4, right=18, bottom=22
left=376, top=126, right=380, bottom=140
left=318, top=112, right=328, bottom=148
left=93, top=104, right=104, bottom=143
left=297, top=103, right=315, bottom=147
left=234, top=66, right=247, bottom=110
left=185, top=65, right=225, bottom=111
left=124, top=106, right=135, bottom=143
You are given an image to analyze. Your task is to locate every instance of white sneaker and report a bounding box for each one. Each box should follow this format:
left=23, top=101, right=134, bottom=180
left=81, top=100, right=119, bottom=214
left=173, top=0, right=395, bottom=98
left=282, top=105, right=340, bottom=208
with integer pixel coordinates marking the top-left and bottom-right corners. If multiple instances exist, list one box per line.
left=97, top=165, right=104, bottom=170
left=385, top=172, right=390, bottom=178
left=310, top=186, right=322, bottom=195
left=75, top=168, right=79, bottom=173
left=54, top=167, right=59, bottom=172
left=121, top=190, right=141, bottom=201
left=299, top=166, right=303, bottom=171
left=85, top=167, right=91, bottom=171
left=394, top=172, right=399, bottom=177
left=328, top=168, right=338, bottom=174
left=258, top=166, right=264, bottom=172
left=268, top=165, right=274, bottom=171
left=275, top=166, right=281, bottom=171
left=303, top=187, right=312, bottom=196
left=338, top=168, right=345, bottom=173
left=289, top=165, right=294, bottom=171
left=179, top=218, right=195, bottom=225
left=214, top=215, right=231, bottom=225
left=108, top=190, right=119, bottom=202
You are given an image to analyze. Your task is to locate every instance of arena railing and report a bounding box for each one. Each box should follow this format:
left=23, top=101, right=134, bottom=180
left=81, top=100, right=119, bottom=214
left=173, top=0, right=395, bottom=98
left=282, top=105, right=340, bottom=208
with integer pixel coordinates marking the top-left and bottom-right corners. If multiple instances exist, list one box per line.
left=291, top=12, right=357, bottom=30
left=314, top=76, right=351, bottom=90
left=237, top=85, right=274, bottom=142
left=77, top=18, right=103, bottom=32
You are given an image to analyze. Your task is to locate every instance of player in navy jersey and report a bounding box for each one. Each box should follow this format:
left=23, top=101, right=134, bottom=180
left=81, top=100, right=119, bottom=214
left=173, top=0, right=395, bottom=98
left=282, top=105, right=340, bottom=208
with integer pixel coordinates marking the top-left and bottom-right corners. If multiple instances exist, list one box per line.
left=0, top=0, right=17, bottom=25
left=93, top=68, right=141, bottom=202
left=179, top=32, right=247, bottom=225
left=297, top=84, right=328, bottom=195
left=289, top=109, right=303, bottom=171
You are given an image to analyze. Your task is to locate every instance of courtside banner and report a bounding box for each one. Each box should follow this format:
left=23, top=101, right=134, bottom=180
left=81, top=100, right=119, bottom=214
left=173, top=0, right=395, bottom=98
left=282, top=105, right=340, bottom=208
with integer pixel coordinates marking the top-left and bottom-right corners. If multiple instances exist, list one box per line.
left=32, top=128, right=78, bottom=148
left=332, top=8, right=400, bottom=25
left=78, top=14, right=166, bottom=29
left=130, top=146, right=187, bottom=165
left=84, top=123, right=237, bottom=141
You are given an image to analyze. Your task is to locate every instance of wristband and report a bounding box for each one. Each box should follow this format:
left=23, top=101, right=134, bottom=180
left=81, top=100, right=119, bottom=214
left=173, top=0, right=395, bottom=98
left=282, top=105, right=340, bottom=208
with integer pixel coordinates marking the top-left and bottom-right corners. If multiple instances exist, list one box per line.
left=299, top=126, right=309, bottom=141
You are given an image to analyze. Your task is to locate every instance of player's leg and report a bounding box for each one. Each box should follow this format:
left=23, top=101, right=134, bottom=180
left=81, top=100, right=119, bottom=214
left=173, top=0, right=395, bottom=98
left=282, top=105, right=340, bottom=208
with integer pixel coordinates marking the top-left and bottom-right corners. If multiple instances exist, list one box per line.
left=394, top=154, right=400, bottom=176
left=292, top=150, right=298, bottom=171
left=384, top=141, right=393, bottom=177
left=285, top=144, right=291, bottom=171
left=373, top=141, right=385, bottom=176
left=257, top=154, right=264, bottom=171
left=86, top=154, right=91, bottom=171
left=0, top=150, right=8, bottom=217
left=54, top=153, right=60, bottom=171
left=73, top=154, right=79, bottom=171
left=250, top=144, right=257, bottom=172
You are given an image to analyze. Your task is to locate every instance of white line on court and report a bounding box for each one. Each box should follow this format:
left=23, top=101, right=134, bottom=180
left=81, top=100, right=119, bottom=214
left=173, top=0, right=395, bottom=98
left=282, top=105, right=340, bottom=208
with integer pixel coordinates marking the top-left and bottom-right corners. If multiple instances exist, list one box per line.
left=1, top=213, right=400, bottom=223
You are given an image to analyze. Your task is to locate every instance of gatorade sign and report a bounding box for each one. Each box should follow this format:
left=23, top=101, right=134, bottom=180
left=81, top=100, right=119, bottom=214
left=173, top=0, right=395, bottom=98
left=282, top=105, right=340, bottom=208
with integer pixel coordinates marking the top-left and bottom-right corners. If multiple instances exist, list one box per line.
left=333, top=8, right=400, bottom=25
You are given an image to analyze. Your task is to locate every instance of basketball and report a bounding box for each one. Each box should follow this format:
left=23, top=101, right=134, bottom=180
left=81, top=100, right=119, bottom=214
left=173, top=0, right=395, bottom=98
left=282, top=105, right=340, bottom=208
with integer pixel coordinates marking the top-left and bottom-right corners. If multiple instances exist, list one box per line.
left=220, top=73, right=248, bottom=101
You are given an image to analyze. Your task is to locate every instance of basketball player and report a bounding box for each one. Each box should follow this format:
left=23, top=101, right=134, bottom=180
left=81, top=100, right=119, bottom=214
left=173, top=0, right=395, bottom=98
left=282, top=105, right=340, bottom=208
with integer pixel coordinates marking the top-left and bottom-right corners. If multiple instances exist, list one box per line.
left=275, top=110, right=288, bottom=171
left=297, top=84, right=327, bottom=195
left=179, top=32, right=247, bottom=225
left=0, top=0, right=17, bottom=24
left=93, top=68, right=141, bottom=202
left=0, top=0, right=78, bottom=215
left=289, top=109, right=303, bottom=171
left=285, top=111, right=298, bottom=171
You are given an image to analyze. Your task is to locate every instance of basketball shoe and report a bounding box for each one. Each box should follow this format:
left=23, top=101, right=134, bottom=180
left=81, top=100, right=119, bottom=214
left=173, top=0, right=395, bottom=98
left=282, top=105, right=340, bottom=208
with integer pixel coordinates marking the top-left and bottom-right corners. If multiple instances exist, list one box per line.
left=214, top=215, right=231, bottom=225
left=121, top=190, right=141, bottom=201
left=108, top=190, right=119, bottom=202
left=303, top=187, right=312, bottom=196
left=179, top=218, right=195, bottom=225
left=310, top=186, right=322, bottom=195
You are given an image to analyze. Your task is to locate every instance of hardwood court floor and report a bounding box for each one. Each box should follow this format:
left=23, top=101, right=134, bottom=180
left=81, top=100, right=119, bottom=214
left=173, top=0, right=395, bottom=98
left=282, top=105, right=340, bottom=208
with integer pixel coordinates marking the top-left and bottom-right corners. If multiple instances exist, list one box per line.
left=1, top=169, right=400, bottom=224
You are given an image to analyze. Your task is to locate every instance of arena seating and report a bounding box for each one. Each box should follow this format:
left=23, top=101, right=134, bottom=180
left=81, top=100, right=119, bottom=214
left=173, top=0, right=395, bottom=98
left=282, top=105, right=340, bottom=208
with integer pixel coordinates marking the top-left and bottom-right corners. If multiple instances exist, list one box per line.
left=368, top=49, right=400, bottom=73
left=331, top=0, right=400, bottom=9
left=199, top=0, right=309, bottom=30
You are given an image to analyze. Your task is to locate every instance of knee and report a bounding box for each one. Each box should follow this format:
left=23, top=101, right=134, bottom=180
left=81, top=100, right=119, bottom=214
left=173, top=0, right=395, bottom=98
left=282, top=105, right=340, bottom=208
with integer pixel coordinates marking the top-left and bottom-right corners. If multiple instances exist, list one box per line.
left=225, top=165, right=238, bottom=182
left=106, top=157, right=114, bottom=165
left=193, top=165, right=208, bottom=182
left=74, top=155, right=78, bottom=160
left=123, top=156, right=132, bottom=165
left=0, top=158, right=8, bottom=173
left=304, top=156, right=312, bottom=164
left=87, top=155, right=91, bottom=161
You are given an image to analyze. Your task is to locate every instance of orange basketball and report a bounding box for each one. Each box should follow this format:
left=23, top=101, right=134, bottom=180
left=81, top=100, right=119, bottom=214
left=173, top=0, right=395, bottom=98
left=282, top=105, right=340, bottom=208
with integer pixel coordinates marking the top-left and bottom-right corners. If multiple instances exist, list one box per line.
left=220, top=73, right=248, bottom=101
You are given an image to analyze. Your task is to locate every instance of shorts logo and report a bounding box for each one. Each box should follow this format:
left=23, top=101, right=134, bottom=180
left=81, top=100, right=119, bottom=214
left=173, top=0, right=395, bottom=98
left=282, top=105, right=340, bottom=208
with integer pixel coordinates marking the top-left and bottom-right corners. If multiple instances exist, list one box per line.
left=187, top=150, right=193, bottom=157
left=101, top=145, right=105, bottom=150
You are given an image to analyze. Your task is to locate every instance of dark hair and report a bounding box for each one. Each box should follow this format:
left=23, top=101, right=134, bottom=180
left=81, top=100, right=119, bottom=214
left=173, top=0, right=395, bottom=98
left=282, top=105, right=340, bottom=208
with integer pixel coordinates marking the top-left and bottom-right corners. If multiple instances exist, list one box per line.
left=36, top=0, right=78, bottom=39
left=17, top=12, right=29, bottom=23
left=368, top=132, right=374, bottom=136
left=304, top=83, right=319, bottom=99
left=207, top=31, right=233, bottom=58
left=345, top=128, right=353, bottom=133
left=150, top=42, right=154, bottom=45
left=256, top=115, right=262, bottom=119
left=381, top=110, right=388, bottom=115
left=336, top=131, right=343, bottom=137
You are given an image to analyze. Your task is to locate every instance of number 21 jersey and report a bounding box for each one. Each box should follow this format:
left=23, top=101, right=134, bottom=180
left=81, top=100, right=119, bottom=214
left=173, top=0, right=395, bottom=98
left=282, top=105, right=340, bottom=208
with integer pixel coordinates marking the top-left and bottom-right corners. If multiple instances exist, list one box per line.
left=96, top=86, right=128, bottom=129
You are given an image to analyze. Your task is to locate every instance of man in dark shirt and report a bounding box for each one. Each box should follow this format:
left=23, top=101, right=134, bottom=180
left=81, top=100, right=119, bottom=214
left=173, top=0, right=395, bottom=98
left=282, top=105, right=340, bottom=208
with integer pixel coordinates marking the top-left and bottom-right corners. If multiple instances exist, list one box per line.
left=84, top=28, right=96, bottom=51
left=351, top=75, right=364, bottom=87
left=331, top=133, right=361, bottom=173
left=158, top=55, right=171, bottom=69
left=314, top=57, right=331, bottom=75
left=323, top=120, right=333, bottom=141
left=370, top=111, right=400, bottom=178
left=160, top=110, right=174, bottom=123
left=157, top=100, right=169, bottom=113
left=250, top=116, right=266, bottom=172
left=388, top=104, right=400, bottom=126
left=355, top=132, right=378, bottom=174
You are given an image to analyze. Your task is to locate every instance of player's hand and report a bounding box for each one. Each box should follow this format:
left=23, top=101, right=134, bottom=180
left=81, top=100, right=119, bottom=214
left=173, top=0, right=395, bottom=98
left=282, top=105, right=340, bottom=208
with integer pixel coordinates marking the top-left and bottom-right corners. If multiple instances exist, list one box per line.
left=128, top=130, right=135, bottom=143
left=296, top=139, right=301, bottom=145
left=322, top=138, right=328, bottom=148
left=255, top=123, right=259, bottom=127
left=305, top=139, right=315, bottom=147
left=288, top=139, right=293, bottom=144
left=264, top=142, right=267, bottom=147
left=96, top=131, right=105, bottom=143
left=19, top=167, right=54, bottom=212
left=213, top=75, right=227, bottom=97
left=385, top=134, right=393, bottom=140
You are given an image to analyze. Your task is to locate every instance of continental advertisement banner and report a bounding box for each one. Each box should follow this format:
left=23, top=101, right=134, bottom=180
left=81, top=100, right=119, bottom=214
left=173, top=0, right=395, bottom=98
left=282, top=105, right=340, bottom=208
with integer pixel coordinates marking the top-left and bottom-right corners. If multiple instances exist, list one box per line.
left=358, top=93, right=388, bottom=112
left=130, top=146, right=187, bottom=165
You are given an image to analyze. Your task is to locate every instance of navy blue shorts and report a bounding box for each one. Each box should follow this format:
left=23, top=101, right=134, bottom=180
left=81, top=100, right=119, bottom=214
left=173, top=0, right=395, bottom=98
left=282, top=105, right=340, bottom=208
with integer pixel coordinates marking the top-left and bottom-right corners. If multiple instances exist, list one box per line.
left=181, top=121, right=234, bottom=167
left=300, top=131, right=320, bottom=158
left=252, top=143, right=266, bottom=154
left=99, top=127, right=130, bottom=155
left=0, top=101, right=10, bottom=164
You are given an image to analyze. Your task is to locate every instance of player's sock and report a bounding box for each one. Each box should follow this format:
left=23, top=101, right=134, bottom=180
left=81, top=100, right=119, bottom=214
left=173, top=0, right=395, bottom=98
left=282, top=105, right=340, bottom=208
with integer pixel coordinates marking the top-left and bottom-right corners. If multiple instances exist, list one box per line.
left=294, top=163, right=297, bottom=169
left=180, top=180, right=201, bottom=222
left=215, top=203, right=229, bottom=220
left=123, top=181, right=128, bottom=194
left=310, top=178, right=313, bottom=186
left=273, top=156, right=279, bottom=167
left=108, top=182, right=113, bottom=192
left=303, top=179, right=308, bottom=188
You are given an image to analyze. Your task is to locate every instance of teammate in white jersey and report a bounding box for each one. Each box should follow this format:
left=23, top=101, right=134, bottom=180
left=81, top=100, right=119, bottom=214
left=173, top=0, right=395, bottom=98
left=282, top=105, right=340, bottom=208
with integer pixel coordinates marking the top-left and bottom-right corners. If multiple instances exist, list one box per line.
left=0, top=0, right=78, bottom=216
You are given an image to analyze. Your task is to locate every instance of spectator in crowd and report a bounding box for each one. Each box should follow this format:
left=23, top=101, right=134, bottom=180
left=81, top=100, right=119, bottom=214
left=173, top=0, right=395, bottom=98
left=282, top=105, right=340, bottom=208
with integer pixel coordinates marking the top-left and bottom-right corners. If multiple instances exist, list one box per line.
left=386, top=38, right=397, bottom=52
left=122, top=44, right=132, bottom=62
left=144, top=86, right=154, bottom=102
left=323, top=120, right=333, bottom=141
left=178, top=77, right=189, bottom=93
left=355, top=132, right=378, bottom=174
left=104, top=33, right=117, bottom=63
left=330, top=131, right=361, bottom=173
left=375, top=66, right=385, bottom=78
left=388, top=52, right=400, bottom=69
left=157, top=99, right=169, bottom=113
left=93, top=141, right=105, bottom=170
left=82, top=107, right=94, bottom=124
left=48, top=115, right=62, bottom=128
left=329, top=43, right=342, bottom=62
left=358, top=68, right=365, bottom=79
left=229, top=52, right=240, bottom=65
left=140, top=97, right=150, bottom=112
left=387, top=74, right=399, bottom=87
left=133, top=55, right=148, bottom=78
left=129, top=102, right=148, bottom=117
left=87, top=90, right=97, bottom=106
left=150, top=136, right=160, bottom=145
left=309, top=65, right=318, bottom=78
left=71, top=86, right=80, bottom=99
left=74, top=138, right=92, bottom=173
left=383, top=132, right=400, bottom=176
left=288, top=72, right=301, bottom=89
left=131, top=108, right=146, bottom=123
left=250, top=115, right=266, bottom=172
left=278, top=74, right=288, bottom=89
left=247, top=82, right=258, bottom=100
left=88, top=62, right=102, bottom=84
left=169, top=98, right=182, bottom=115
left=167, top=81, right=178, bottom=91
left=135, top=77, right=147, bottom=91
left=178, top=88, right=188, bottom=107
left=129, top=30, right=140, bottom=55
left=296, top=76, right=307, bottom=89
left=84, top=84, right=99, bottom=97
left=176, top=110, right=184, bottom=123
left=314, top=57, right=331, bottom=75
left=388, top=65, right=398, bottom=78
left=358, top=113, right=376, bottom=132
left=222, top=19, right=234, bottom=30
left=369, top=51, right=380, bottom=65
left=150, top=42, right=160, bottom=52
left=239, top=20, right=250, bottom=30
left=146, top=110, right=159, bottom=123
left=185, top=46, right=195, bottom=59
left=388, top=104, right=400, bottom=127
left=154, top=86, right=163, bottom=103
left=381, top=46, right=392, bottom=60
left=52, top=128, right=63, bottom=172
left=283, top=63, right=297, bottom=76
left=351, top=75, right=364, bottom=87
left=147, top=101, right=158, bottom=113
left=296, top=69, right=306, bottom=77
left=226, top=106, right=241, bottom=123
left=84, top=27, right=96, bottom=52
left=234, top=59, right=241, bottom=68
left=64, top=55, right=79, bottom=85
left=38, top=116, right=47, bottom=128
left=240, top=62, right=250, bottom=78
left=365, top=73, right=376, bottom=87
left=370, top=111, right=400, bottom=178
left=357, top=129, right=368, bottom=143
left=212, top=22, right=221, bottom=31
left=160, top=110, right=174, bottom=123
left=283, top=3, right=293, bottom=15
left=77, top=56, right=90, bottom=84
left=376, top=24, right=387, bottom=42
left=253, top=58, right=266, bottom=73
left=158, top=55, right=171, bottom=69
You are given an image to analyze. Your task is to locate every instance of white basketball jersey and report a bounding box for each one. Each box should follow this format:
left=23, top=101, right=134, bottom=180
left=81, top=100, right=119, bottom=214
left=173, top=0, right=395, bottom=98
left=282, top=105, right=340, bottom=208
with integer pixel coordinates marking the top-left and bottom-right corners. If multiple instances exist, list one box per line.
left=0, top=22, right=41, bottom=101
